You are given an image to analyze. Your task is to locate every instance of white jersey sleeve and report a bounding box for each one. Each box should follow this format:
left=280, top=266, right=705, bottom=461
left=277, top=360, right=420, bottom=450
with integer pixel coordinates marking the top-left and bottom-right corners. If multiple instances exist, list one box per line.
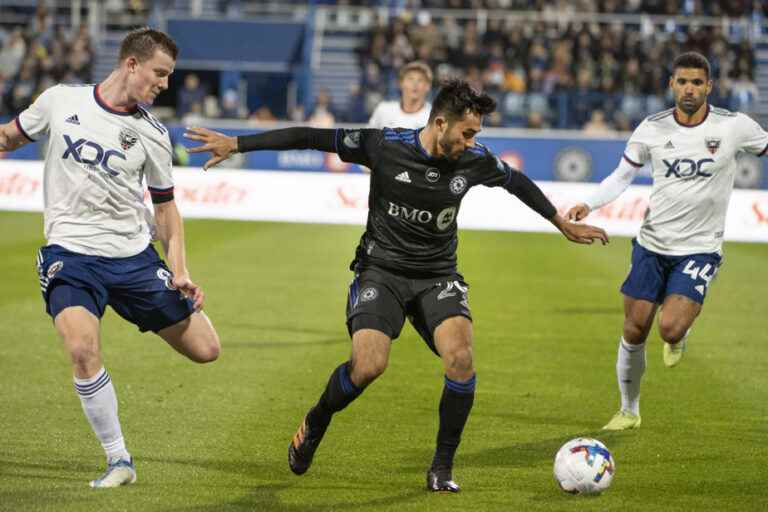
left=136, top=108, right=174, bottom=195
left=584, top=122, right=648, bottom=210
left=735, top=113, right=768, bottom=156
left=143, top=131, right=174, bottom=192
left=17, top=85, right=60, bottom=140
left=585, top=157, right=641, bottom=211
left=622, top=120, right=652, bottom=167
left=368, top=103, right=384, bottom=129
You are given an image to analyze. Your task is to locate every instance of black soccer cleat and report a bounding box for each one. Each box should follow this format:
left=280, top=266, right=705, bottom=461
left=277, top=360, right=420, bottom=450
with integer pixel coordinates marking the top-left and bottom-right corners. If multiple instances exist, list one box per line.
left=288, top=408, right=326, bottom=475
left=426, top=466, right=460, bottom=493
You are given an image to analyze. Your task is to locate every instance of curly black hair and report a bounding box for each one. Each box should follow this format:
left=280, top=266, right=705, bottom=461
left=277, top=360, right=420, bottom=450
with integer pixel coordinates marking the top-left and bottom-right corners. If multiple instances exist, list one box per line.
left=427, top=79, right=496, bottom=124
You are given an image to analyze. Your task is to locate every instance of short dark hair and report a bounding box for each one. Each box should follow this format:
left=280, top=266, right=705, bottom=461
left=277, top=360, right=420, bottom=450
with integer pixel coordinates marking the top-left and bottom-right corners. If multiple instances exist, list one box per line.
left=428, top=79, right=496, bottom=124
left=672, top=52, right=711, bottom=79
left=119, top=27, right=178, bottom=63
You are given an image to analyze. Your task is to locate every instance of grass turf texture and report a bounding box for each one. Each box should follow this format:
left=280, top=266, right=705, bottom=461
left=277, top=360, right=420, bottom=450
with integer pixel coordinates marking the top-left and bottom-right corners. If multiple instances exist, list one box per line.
left=0, top=211, right=766, bottom=512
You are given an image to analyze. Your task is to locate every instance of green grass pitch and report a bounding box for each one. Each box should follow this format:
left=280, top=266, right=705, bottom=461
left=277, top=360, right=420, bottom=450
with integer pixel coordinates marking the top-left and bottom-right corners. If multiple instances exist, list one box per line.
left=1, top=211, right=766, bottom=511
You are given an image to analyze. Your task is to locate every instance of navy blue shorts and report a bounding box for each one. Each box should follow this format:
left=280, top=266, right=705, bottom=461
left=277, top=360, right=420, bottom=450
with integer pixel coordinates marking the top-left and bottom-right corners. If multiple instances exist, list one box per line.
left=346, top=265, right=472, bottom=356
left=620, top=239, right=722, bottom=305
left=36, top=244, right=195, bottom=332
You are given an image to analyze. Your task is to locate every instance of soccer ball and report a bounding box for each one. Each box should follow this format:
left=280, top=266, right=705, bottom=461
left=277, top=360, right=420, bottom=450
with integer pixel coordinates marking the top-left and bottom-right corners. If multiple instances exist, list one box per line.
left=553, top=437, right=615, bottom=495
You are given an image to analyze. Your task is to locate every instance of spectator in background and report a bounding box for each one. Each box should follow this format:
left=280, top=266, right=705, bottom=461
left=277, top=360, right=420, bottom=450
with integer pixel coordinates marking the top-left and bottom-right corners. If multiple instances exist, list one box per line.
left=220, top=88, right=246, bottom=119
left=368, top=60, right=432, bottom=129
left=0, top=29, right=27, bottom=80
left=307, top=87, right=338, bottom=128
left=249, top=105, right=277, bottom=125
left=583, top=109, right=614, bottom=135
left=177, top=73, right=207, bottom=118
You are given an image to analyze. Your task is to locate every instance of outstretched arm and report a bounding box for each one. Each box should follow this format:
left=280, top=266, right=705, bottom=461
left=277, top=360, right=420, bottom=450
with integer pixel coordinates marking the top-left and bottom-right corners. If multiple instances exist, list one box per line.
left=567, top=157, right=641, bottom=221
left=0, top=120, right=32, bottom=152
left=506, top=170, right=609, bottom=245
left=185, top=126, right=337, bottom=170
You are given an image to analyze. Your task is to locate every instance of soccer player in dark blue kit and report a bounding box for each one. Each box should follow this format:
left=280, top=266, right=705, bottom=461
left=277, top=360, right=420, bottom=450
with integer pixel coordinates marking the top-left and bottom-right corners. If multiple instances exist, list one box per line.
left=186, top=80, right=608, bottom=492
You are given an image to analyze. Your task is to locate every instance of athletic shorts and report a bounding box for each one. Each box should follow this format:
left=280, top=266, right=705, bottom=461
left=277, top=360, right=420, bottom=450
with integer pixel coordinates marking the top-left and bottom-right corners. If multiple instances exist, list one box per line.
left=620, top=238, right=722, bottom=305
left=346, top=265, right=472, bottom=355
left=36, top=244, right=195, bottom=332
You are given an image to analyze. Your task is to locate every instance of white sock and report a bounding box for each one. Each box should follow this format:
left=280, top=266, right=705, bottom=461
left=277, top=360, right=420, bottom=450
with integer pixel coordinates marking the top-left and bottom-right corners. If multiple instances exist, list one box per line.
left=616, top=337, right=645, bottom=416
left=74, top=367, right=130, bottom=462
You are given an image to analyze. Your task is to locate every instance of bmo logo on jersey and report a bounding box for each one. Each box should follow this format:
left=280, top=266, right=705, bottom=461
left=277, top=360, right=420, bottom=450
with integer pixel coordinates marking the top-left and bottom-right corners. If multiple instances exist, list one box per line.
left=62, top=134, right=126, bottom=177
left=663, top=158, right=714, bottom=179
left=387, top=202, right=457, bottom=231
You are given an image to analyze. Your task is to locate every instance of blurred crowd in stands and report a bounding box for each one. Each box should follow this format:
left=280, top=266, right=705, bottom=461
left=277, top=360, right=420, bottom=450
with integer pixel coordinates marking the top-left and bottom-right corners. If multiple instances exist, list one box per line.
left=1, top=0, right=764, bottom=132
left=0, top=5, right=93, bottom=119
left=348, top=11, right=761, bottom=130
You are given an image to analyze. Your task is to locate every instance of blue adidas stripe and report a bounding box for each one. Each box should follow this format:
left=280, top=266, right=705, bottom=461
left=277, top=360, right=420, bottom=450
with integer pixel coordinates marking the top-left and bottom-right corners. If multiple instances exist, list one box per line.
left=444, top=374, right=476, bottom=394
left=338, top=364, right=357, bottom=395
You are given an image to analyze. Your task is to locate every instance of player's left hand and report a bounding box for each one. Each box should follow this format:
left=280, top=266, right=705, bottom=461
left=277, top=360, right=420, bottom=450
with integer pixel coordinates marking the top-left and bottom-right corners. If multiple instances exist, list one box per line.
left=172, top=274, right=205, bottom=311
left=561, top=221, right=609, bottom=245
left=184, top=126, right=238, bottom=170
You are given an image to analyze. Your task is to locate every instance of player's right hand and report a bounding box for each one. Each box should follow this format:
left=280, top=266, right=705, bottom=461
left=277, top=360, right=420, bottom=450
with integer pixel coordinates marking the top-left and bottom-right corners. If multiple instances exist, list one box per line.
left=566, top=203, right=591, bottom=221
left=184, top=126, right=238, bottom=170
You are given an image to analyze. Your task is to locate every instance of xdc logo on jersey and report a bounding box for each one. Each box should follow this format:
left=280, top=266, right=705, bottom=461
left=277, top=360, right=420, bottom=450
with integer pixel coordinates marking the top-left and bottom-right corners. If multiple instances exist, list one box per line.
left=62, top=134, right=126, bottom=177
left=663, top=158, right=714, bottom=179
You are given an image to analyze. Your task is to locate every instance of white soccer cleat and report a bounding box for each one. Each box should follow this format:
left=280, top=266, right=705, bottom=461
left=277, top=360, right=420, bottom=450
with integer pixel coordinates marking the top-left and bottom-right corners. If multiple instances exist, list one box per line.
left=89, top=457, right=136, bottom=488
left=663, top=339, right=686, bottom=368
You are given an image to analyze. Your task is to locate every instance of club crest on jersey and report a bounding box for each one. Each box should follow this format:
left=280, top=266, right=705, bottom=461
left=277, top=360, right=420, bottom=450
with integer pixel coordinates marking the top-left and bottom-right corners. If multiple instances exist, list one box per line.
left=47, top=261, right=64, bottom=278
left=343, top=131, right=361, bottom=149
left=449, top=175, right=468, bottom=195
left=119, top=129, right=138, bottom=150
left=705, top=137, right=721, bottom=155
left=425, top=168, right=440, bottom=183
left=359, top=287, right=378, bottom=303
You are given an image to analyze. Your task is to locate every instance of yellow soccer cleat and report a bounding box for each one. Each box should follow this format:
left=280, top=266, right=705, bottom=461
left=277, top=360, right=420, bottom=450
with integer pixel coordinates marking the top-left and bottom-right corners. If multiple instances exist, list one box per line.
left=663, top=339, right=686, bottom=368
left=602, top=410, right=641, bottom=431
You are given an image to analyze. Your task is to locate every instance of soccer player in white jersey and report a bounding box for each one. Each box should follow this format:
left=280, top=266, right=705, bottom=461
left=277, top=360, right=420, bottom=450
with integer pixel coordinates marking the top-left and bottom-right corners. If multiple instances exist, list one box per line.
left=567, top=52, right=768, bottom=431
left=368, top=61, right=432, bottom=129
left=0, top=28, right=221, bottom=486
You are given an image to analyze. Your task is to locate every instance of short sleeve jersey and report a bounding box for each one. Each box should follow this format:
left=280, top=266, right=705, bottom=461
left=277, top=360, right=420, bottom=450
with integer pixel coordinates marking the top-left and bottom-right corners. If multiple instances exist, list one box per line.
left=367, top=101, right=431, bottom=130
left=17, top=84, right=174, bottom=257
left=623, top=105, right=768, bottom=255
left=334, top=127, right=526, bottom=276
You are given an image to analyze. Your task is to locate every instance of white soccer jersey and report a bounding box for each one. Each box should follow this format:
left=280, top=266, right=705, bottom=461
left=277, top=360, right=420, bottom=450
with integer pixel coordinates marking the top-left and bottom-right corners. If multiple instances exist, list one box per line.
left=368, top=100, right=431, bottom=129
left=17, top=84, right=174, bottom=257
left=622, top=105, right=768, bottom=255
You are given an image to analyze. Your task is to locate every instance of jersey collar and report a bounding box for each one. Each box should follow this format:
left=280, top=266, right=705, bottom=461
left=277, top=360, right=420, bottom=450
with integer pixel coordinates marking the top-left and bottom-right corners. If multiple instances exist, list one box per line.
left=673, top=104, right=709, bottom=128
left=94, top=85, right=139, bottom=116
left=415, top=127, right=434, bottom=159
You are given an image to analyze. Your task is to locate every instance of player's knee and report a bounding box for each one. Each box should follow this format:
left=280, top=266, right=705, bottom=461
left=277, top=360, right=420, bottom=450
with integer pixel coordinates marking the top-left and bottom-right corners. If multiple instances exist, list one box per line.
left=191, top=333, right=221, bottom=363
left=444, top=346, right=474, bottom=376
left=66, top=334, right=100, bottom=371
left=623, top=321, right=648, bottom=344
left=350, top=356, right=387, bottom=385
left=658, top=320, right=686, bottom=344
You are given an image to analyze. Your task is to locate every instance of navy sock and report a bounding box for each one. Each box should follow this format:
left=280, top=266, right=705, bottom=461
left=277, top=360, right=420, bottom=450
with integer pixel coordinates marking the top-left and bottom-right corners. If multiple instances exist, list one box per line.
left=308, top=362, right=364, bottom=430
left=432, top=374, right=476, bottom=469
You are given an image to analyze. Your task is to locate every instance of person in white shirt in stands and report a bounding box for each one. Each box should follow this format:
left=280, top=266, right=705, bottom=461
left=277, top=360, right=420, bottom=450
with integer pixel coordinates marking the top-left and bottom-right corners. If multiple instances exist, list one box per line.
left=567, top=52, right=768, bottom=431
left=0, top=28, right=221, bottom=487
left=368, top=61, right=432, bottom=130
